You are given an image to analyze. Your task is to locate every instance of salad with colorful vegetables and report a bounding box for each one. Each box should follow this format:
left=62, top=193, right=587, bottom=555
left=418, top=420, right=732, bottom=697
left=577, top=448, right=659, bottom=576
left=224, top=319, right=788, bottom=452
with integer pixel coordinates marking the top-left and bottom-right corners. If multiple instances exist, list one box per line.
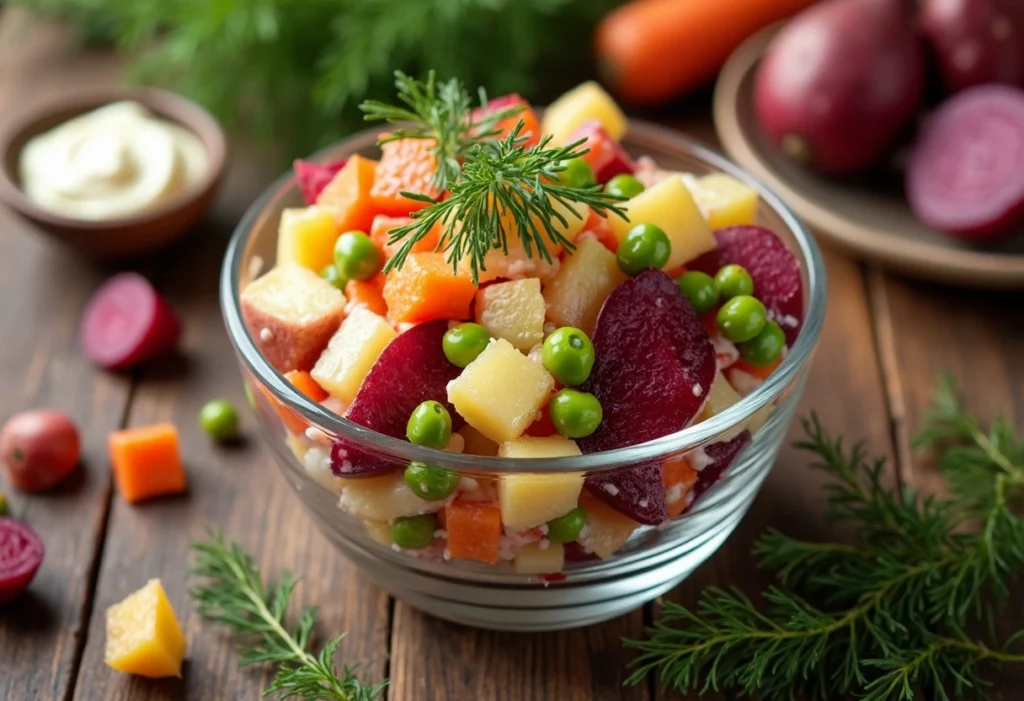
left=240, top=74, right=804, bottom=576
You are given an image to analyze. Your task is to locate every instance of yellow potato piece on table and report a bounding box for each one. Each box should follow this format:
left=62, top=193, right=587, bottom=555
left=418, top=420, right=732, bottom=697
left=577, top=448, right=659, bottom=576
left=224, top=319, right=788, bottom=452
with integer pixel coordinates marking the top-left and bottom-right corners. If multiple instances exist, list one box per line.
left=476, top=278, right=546, bottom=353
left=543, top=81, right=627, bottom=145
left=311, top=307, right=397, bottom=403
left=498, top=436, right=584, bottom=529
left=514, top=542, right=565, bottom=575
left=543, top=237, right=627, bottom=337
left=276, top=206, right=341, bottom=272
left=691, top=173, right=759, bottom=230
left=105, top=579, right=186, bottom=679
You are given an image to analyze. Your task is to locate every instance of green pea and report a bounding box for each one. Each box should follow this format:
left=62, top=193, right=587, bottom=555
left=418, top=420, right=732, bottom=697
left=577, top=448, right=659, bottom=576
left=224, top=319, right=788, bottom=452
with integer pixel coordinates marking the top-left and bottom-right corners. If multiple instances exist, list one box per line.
left=558, top=157, right=596, bottom=189
left=715, top=264, right=754, bottom=299
left=199, top=399, right=239, bottom=442
left=0, top=489, right=8, bottom=517
left=716, top=295, right=767, bottom=343
left=604, top=174, right=645, bottom=199
left=406, top=400, right=452, bottom=449
left=542, top=327, right=595, bottom=387
left=677, top=271, right=720, bottom=314
left=739, top=320, right=786, bottom=367
left=617, top=223, right=671, bottom=276
left=391, top=514, right=437, bottom=549
left=333, top=231, right=381, bottom=282
left=319, top=263, right=346, bottom=289
left=404, top=462, right=460, bottom=501
left=443, top=322, right=491, bottom=368
left=546, top=507, right=587, bottom=543
left=549, top=389, right=603, bottom=439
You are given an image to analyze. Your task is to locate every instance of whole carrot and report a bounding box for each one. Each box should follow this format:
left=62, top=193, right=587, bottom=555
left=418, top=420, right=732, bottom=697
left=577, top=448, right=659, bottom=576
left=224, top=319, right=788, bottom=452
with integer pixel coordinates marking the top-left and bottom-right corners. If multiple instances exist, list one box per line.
left=594, top=0, right=819, bottom=105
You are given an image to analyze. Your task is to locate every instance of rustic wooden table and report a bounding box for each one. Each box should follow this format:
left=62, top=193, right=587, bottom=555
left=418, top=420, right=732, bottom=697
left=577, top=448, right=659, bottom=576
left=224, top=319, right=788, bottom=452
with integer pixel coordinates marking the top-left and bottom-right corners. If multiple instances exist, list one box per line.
left=2, top=10, right=1023, bottom=701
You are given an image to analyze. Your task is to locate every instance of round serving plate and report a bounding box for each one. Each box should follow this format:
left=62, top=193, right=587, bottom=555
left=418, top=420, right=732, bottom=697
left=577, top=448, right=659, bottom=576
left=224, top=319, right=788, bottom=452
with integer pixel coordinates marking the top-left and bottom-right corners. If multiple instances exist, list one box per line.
left=714, top=25, right=1024, bottom=289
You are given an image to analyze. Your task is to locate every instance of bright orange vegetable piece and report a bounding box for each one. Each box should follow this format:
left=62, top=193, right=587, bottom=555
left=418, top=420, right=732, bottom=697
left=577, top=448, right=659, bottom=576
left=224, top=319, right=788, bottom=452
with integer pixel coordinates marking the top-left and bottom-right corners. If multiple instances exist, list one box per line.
left=370, top=137, right=442, bottom=216
left=662, top=455, right=698, bottom=518
left=344, top=275, right=388, bottom=317
left=730, top=356, right=783, bottom=381
left=278, top=370, right=329, bottom=434
left=445, top=500, right=502, bottom=564
left=369, top=215, right=442, bottom=260
left=579, top=207, right=620, bottom=253
left=475, top=97, right=542, bottom=148
left=315, top=154, right=379, bottom=233
left=109, top=423, right=187, bottom=503
left=383, top=252, right=477, bottom=324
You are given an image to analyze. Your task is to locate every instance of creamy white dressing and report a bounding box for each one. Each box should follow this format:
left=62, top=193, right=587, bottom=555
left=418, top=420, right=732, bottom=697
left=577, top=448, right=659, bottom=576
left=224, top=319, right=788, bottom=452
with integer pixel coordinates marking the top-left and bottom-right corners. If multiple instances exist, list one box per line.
left=19, top=101, right=207, bottom=220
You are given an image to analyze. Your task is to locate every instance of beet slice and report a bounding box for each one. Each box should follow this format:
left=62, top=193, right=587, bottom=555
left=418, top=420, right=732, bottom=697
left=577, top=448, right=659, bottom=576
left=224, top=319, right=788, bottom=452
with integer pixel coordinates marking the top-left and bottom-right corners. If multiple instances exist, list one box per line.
left=689, top=226, right=804, bottom=345
left=563, top=541, right=599, bottom=563
left=906, top=85, right=1024, bottom=241
left=690, top=431, right=752, bottom=504
left=0, top=518, right=44, bottom=605
left=80, top=273, right=182, bottom=371
left=331, top=320, right=464, bottom=477
left=294, top=158, right=347, bottom=205
left=586, top=462, right=667, bottom=526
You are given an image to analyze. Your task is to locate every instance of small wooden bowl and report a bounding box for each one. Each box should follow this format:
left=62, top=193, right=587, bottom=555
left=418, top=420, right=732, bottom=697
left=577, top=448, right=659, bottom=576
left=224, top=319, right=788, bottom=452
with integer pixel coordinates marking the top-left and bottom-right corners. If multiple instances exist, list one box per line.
left=0, top=88, right=227, bottom=258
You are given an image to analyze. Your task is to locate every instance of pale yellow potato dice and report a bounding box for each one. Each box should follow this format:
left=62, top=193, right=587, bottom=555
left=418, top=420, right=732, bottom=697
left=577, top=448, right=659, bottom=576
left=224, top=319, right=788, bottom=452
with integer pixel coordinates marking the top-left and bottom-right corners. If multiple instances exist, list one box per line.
left=696, top=371, right=745, bottom=441
left=476, top=278, right=546, bottom=352
left=542, top=81, right=627, bottom=145
left=543, top=237, right=626, bottom=336
left=578, top=492, right=639, bottom=559
left=692, top=173, right=759, bottom=230
left=337, top=472, right=445, bottom=522
left=457, top=425, right=499, bottom=457
left=105, top=579, right=186, bottom=679
left=514, top=542, right=565, bottom=575
left=610, top=176, right=716, bottom=270
left=747, top=405, right=775, bottom=435
left=311, top=307, right=397, bottom=403
left=276, top=206, right=340, bottom=272
left=364, top=520, right=395, bottom=547
left=447, top=338, right=555, bottom=443
left=241, top=263, right=346, bottom=372
left=497, top=436, right=584, bottom=528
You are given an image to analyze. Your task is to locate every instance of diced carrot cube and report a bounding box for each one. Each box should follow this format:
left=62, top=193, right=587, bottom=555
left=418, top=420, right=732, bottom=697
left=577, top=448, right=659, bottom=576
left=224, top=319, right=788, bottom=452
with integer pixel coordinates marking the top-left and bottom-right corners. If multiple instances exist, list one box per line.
left=578, top=208, right=620, bottom=253
left=316, top=154, right=379, bottom=233
left=472, top=95, right=542, bottom=148
left=109, top=424, right=187, bottom=503
left=344, top=275, right=388, bottom=318
left=445, top=500, right=502, bottom=564
left=369, top=215, right=442, bottom=260
left=730, top=356, right=783, bottom=381
left=277, top=370, right=329, bottom=434
left=662, top=455, right=698, bottom=519
left=383, top=253, right=477, bottom=324
left=370, top=137, right=442, bottom=216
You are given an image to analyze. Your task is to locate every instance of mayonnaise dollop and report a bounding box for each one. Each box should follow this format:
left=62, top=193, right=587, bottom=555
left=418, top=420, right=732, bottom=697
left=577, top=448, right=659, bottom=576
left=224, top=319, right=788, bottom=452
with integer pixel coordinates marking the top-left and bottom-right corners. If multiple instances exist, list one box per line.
left=19, top=101, right=207, bottom=220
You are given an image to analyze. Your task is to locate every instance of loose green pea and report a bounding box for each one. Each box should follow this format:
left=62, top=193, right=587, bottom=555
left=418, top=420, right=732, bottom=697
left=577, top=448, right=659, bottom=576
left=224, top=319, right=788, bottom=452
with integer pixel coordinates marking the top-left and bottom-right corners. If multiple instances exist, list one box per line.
left=604, top=174, right=645, bottom=199
left=546, top=507, right=587, bottom=543
left=0, top=490, right=8, bottom=517
left=617, top=223, right=671, bottom=276
left=334, top=231, right=381, bottom=282
left=716, top=295, right=767, bottom=343
left=558, top=157, right=596, bottom=189
left=391, top=514, right=437, bottom=549
left=542, top=327, right=595, bottom=386
left=549, top=389, right=603, bottom=439
left=319, top=263, right=346, bottom=289
left=677, top=271, right=720, bottom=314
left=406, top=401, right=452, bottom=449
left=715, top=264, right=754, bottom=299
left=443, top=323, right=491, bottom=368
left=199, top=399, right=239, bottom=442
left=739, top=320, right=786, bottom=367
left=404, top=462, right=460, bottom=501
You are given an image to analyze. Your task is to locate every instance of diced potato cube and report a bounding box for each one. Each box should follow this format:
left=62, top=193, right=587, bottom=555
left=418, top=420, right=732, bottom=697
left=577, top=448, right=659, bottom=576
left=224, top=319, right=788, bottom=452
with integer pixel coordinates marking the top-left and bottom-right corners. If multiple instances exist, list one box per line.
left=747, top=405, right=775, bottom=435
left=497, top=436, right=584, bottom=528
left=337, top=471, right=445, bottom=522
left=610, top=177, right=716, bottom=271
left=105, top=579, right=185, bottom=679
left=241, top=263, right=346, bottom=372
left=577, top=491, right=639, bottom=559
left=276, top=206, right=340, bottom=272
left=311, top=307, right=397, bottom=403
left=514, top=542, right=565, bottom=575
left=696, top=371, right=773, bottom=438
left=692, top=173, right=759, bottom=230
left=447, top=338, right=555, bottom=443
left=364, top=520, right=395, bottom=547
left=543, top=81, right=627, bottom=145
left=498, top=435, right=583, bottom=459
left=457, top=425, right=499, bottom=457
left=543, top=237, right=627, bottom=336
left=476, top=278, right=546, bottom=352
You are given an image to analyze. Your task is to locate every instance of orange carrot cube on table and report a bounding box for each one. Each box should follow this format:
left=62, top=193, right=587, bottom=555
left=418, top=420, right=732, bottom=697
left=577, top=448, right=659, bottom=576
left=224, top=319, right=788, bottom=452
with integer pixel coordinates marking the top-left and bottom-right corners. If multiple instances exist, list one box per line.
left=315, top=154, right=379, bottom=233
left=445, top=500, right=502, bottom=564
left=109, top=423, right=187, bottom=503
left=382, top=252, right=477, bottom=324
left=370, top=137, right=442, bottom=216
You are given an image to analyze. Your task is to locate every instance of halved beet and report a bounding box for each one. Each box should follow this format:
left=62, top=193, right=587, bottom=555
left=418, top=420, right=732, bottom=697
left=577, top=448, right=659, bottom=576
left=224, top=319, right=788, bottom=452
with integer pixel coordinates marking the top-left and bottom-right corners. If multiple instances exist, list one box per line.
left=0, top=517, right=44, bottom=605
left=294, top=158, right=347, bottom=205
left=906, top=85, right=1024, bottom=241
left=689, top=226, right=804, bottom=345
left=80, top=273, right=182, bottom=371
left=565, top=120, right=636, bottom=184
left=331, top=320, right=463, bottom=477
left=586, top=462, right=667, bottom=525
left=690, top=431, right=752, bottom=504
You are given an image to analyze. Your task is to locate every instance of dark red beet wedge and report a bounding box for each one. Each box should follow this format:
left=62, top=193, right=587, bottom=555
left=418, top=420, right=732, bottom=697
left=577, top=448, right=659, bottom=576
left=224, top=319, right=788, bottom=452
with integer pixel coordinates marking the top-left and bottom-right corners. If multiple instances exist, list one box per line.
left=586, top=462, right=668, bottom=526
left=689, top=226, right=804, bottom=345
left=906, top=85, right=1024, bottom=241
left=690, top=431, right=752, bottom=504
left=294, top=158, right=347, bottom=205
left=331, top=320, right=464, bottom=477
left=0, top=517, right=44, bottom=605
left=563, top=541, right=599, bottom=563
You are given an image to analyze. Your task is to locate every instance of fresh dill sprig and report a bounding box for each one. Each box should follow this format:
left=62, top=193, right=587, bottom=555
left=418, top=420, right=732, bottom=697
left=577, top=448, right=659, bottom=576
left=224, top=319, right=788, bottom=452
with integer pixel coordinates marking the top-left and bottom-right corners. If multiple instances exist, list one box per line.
left=625, top=377, right=1024, bottom=700
left=190, top=531, right=386, bottom=701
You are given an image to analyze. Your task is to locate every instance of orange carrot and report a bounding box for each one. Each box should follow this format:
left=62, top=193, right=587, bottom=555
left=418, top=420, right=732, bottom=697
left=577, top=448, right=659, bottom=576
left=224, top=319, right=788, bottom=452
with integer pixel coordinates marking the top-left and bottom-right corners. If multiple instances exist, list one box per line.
left=369, top=215, right=442, bottom=260
left=382, top=252, right=477, bottom=324
left=579, top=207, right=620, bottom=253
left=315, top=154, right=379, bottom=233
left=445, top=500, right=502, bottom=564
left=370, top=137, right=442, bottom=216
left=278, top=370, right=329, bottom=434
left=109, top=423, right=187, bottom=503
left=474, top=96, right=542, bottom=147
left=344, top=275, right=388, bottom=317
left=595, top=0, right=817, bottom=105
left=730, top=356, right=783, bottom=381
left=662, top=455, right=698, bottom=518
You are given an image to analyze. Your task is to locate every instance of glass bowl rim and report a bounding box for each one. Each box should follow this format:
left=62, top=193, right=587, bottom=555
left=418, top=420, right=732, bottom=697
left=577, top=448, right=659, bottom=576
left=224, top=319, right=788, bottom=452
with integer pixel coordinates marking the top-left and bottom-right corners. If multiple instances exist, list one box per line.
left=220, top=117, right=827, bottom=475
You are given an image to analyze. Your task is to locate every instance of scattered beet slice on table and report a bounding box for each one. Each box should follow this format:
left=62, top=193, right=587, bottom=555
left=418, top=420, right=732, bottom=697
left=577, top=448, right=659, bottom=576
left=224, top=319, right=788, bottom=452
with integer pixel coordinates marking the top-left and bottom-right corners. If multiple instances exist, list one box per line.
left=0, top=518, right=44, bottom=605
left=294, top=158, right=347, bottom=205
left=331, top=320, right=463, bottom=477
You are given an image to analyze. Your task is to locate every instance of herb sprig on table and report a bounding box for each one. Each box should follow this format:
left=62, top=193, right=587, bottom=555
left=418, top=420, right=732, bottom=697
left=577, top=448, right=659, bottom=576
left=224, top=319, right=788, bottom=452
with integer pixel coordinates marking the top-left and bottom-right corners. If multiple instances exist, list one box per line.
left=190, top=532, right=386, bottom=701
left=625, top=374, right=1024, bottom=700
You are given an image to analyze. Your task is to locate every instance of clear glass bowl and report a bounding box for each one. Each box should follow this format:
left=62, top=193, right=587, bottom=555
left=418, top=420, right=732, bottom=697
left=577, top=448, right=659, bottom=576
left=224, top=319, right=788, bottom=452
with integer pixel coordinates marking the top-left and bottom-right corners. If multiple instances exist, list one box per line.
left=220, top=120, right=826, bottom=632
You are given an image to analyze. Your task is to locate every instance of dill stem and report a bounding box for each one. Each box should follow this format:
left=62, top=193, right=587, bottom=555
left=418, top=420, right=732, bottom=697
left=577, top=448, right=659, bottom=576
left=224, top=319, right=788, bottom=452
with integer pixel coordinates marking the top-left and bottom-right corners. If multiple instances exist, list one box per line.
left=961, top=415, right=1021, bottom=479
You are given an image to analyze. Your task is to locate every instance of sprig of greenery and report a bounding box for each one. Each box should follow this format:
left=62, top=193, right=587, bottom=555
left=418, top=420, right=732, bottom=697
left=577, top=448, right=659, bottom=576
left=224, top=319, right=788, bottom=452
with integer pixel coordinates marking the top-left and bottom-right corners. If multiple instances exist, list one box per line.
left=190, top=531, right=386, bottom=701
left=625, top=377, right=1024, bottom=700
